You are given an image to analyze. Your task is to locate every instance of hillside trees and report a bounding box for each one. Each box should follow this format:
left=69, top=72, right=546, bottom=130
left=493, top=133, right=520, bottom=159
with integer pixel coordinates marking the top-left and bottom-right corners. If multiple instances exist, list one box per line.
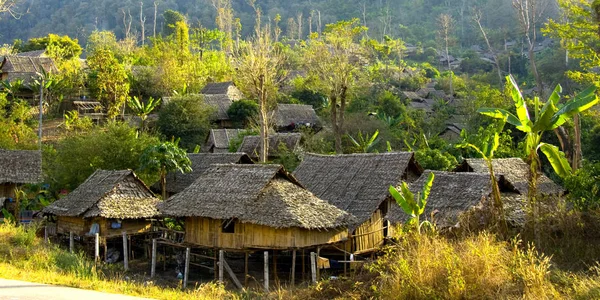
left=87, top=48, right=129, bottom=119
left=303, top=18, right=367, bottom=153
left=157, top=95, right=215, bottom=151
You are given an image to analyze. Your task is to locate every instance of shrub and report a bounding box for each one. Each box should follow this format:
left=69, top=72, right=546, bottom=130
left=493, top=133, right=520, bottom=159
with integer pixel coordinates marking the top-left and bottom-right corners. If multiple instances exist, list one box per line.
left=227, top=99, right=258, bottom=127
left=157, top=94, right=215, bottom=151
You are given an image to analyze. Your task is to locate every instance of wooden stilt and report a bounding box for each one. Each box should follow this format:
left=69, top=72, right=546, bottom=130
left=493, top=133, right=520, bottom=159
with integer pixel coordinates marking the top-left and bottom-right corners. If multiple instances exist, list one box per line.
left=103, top=238, right=108, bottom=262
left=316, top=247, right=321, bottom=280
left=291, top=249, right=296, bottom=288
left=264, top=251, right=269, bottom=292
left=183, top=247, right=190, bottom=289
left=244, top=251, right=249, bottom=288
left=343, top=245, right=347, bottom=276
left=213, top=249, right=218, bottom=281
left=162, top=243, right=167, bottom=271
left=122, top=232, right=128, bottom=271
left=151, top=239, right=157, bottom=278
left=273, top=250, right=278, bottom=283
left=310, top=252, right=316, bottom=283
left=44, top=226, right=48, bottom=243
left=301, top=249, right=305, bottom=281
left=218, top=250, right=224, bottom=284
left=94, top=233, right=100, bottom=262
left=69, top=232, right=74, bottom=253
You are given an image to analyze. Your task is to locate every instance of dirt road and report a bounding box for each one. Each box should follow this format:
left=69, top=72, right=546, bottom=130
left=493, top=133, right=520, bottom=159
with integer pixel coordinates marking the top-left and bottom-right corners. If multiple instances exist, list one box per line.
left=0, top=279, right=150, bottom=300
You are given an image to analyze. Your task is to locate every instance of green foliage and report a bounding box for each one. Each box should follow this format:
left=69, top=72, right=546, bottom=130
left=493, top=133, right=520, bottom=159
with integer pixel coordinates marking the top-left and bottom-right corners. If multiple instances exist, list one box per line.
left=389, top=172, right=435, bottom=234
left=0, top=94, right=38, bottom=150
left=87, top=48, right=129, bottom=119
left=227, top=99, right=258, bottom=127
left=63, top=111, right=93, bottom=133
left=15, top=34, right=82, bottom=61
left=228, top=129, right=259, bottom=153
left=291, top=89, right=327, bottom=111
left=43, top=122, right=160, bottom=191
left=347, top=130, right=380, bottom=153
left=139, top=140, right=192, bottom=199
left=272, top=143, right=301, bottom=172
left=157, top=95, right=215, bottom=151
left=564, top=161, right=600, bottom=211
left=127, top=96, right=161, bottom=130
left=415, top=148, right=458, bottom=171
left=377, top=91, right=405, bottom=118
left=162, top=10, right=185, bottom=37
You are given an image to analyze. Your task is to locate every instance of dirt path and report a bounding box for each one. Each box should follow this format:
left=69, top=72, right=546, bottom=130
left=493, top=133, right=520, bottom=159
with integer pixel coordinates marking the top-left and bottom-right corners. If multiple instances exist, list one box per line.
left=0, top=279, right=150, bottom=300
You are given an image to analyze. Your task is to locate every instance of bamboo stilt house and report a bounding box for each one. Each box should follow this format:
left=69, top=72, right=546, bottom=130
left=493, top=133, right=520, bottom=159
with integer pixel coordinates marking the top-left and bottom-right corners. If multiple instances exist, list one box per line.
left=293, top=152, right=423, bottom=254
left=152, top=153, right=253, bottom=197
left=43, top=170, right=160, bottom=237
left=387, top=170, right=523, bottom=231
left=271, top=104, right=321, bottom=132
left=0, top=150, right=42, bottom=213
left=454, top=158, right=565, bottom=196
left=159, top=164, right=355, bottom=250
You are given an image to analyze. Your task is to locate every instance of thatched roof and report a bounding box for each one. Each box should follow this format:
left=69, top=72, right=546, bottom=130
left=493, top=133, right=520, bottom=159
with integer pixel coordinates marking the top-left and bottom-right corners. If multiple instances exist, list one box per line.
left=401, top=91, right=422, bottom=101
left=153, top=153, right=253, bottom=194
left=237, top=133, right=302, bottom=159
left=201, top=81, right=235, bottom=95
left=205, top=129, right=244, bottom=152
left=16, top=50, right=47, bottom=57
left=387, top=171, right=494, bottom=228
left=159, top=164, right=355, bottom=230
left=272, top=104, right=321, bottom=128
left=43, top=170, right=159, bottom=219
left=0, top=150, right=42, bottom=184
left=293, top=152, right=423, bottom=227
left=204, top=94, right=233, bottom=121
left=455, top=158, right=564, bottom=196
left=0, top=56, right=58, bottom=82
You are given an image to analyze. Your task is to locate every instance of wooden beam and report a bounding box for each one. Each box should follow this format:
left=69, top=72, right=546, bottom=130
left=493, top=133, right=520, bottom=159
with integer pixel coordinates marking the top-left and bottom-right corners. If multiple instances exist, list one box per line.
left=264, top=251, right=269, bottom=292
left=122, top=232, right=128, bottom=271
left=222, top=258, right=243, bottom=289
left=69, top=232, right=74, bottom=253
left=316, top=247, right=321, bottom=280
left=183, top=247, right=190, bottom=289
left=291, top=249, right=296, bottom=288
left=218, top=250, right=224, bottom=284
left=151, top=238, right=157, bottom=278
left=310, top=252, right=316, bottom=284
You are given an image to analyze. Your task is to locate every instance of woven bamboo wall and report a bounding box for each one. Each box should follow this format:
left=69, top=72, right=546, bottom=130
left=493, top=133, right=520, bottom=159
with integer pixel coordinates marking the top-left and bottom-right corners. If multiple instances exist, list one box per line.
left=105, top=219, right=152, bottom=237
left=57, top=217, right=151, bottom=237
left=56, top=216, right=87, bottom=235
left=352, top=209, right=385, bottom=254
left=185, top=217, right=347, bottom=250
left=0, top=183, right=16, bottom=198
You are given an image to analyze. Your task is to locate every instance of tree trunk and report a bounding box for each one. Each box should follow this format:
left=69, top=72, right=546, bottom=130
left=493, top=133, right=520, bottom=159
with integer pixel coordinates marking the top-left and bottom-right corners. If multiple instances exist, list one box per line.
left=161, top=167, right=167, bottom=200
left=331, top=93, right=342, bottom=154
left=527, top=38, right=544, bottom=97
left=339, top=85, right=348, bottom=147
left=573, top=113, right=582, bottom=170
left=487, top=160, right=507, bottom=236
left=259, top=75, right=269, bottom=163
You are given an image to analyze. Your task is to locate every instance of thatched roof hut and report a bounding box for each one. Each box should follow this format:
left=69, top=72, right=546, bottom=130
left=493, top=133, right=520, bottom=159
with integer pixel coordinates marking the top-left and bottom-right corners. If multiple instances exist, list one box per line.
left=204, top=94, right=234, bottom=121
left=237, top=133, right=302, bottom=160
left=401, top=91, right=423, bottom=102
left=455, top=158, right=564, bottom=196
left=271, top=104, right=321, bottom=131
left=201, top=81, right=243, bottom=101
left=293, top=152, right=423, bottom=253
left=439, top=123, right=464, bottom=141
left=43, top=170, right=159, bottom=237
left=204, top=129, right=244, bottom=153
left=0, top=56, right=58, bottom=83
left=388, top=171, right=500, bottom=228
left=160, top=164, right=354, bottom=249
left=153, top=153, right=253, bottom=195
left=0, top=149, right=42, bottom=185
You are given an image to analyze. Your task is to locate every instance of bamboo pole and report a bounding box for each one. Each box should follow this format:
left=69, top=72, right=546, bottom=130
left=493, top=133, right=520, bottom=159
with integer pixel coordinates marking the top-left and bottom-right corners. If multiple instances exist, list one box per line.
left=316, top=247, right=321, bottom=280
left=218, top=250, right=224, bottom=284
left=291, top=249, right=296, bottom=288
left=310, top=252, right=316, bottom=284
left=44, top=226, right=48, bottom=243
left=183, top=247, right=190, bottom=289
left=273, top=250, right=278, bottom=283
left=69, top=232, right=74, bottom=253
left=264, top=251, right=269, bottom=292
left=213, top=249, right=218, bottom=281
left=344, top=243, right=347, bottom=276
left=244, top=251, right=249, bottom=288
left=122, top=232, right=128, bottom=271
left=94, top=233, right=100, bottom=262
left=151, top=239, right=157, bottom=278
left=302, top=249, right=305, bottom=281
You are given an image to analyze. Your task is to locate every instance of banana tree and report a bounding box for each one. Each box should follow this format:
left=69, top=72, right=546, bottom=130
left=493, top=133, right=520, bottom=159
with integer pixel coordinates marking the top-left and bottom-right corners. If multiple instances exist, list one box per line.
left=478, top=75, right=598, bottom=236
left=347, top=130, right=380, bottom=153
left=139, top=140, right=192, bottom=200
left=389, top=172, right=435, bottom=234
left=127, top=96, right=161, bottom=131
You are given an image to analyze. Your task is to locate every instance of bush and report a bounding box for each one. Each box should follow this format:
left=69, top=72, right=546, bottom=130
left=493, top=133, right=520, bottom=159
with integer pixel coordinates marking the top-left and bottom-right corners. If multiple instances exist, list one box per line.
left=416, top=148, right=458, bottom=171
left=563, top=161, right=600, bottom=211
left=157, top=94, right=215, bottom=151
left=227, top=99, right=258, bottom=127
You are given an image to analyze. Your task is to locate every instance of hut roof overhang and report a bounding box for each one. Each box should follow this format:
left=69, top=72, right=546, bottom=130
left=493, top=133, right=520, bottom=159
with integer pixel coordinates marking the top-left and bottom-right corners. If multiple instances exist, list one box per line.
left=292, top=152, right=424, bottom=228
left=204, top=94, right=233, bottom=121
left=0, top=149, right=42, bottom=184
left=43, top=170, right=160, bottom=219
left=0, top=56, right=58, bottom=82
left=205, top=129, right=244, bottom=151
left=272, top=104, right=321, bottom=128
left=159, top=164, right=355, bottom=230
left=455, top=158, right=564, bottom=196
left=201, top=81, right=236, bottom=95
left=153, top=152, right=253, bottom=194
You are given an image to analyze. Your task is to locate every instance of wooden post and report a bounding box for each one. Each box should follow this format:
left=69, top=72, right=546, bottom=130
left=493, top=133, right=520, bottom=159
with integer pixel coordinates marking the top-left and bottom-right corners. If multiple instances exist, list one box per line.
left=183, top=247, right=190, bottom=289
left=316, top=247, right=321, bottom=280
left=104, top=238, right=108, bottom=262
left=273, top=250, right=278, bottom=283
left=213, top=249, right=218, bottom=281
left=310, top=252, right=316, bottom=283
left=343, top=247, right=347, bottom=276
left=264, top=251, right=269, bottom=292
left=302, top=249, right=305, bottom=281
left=69, top=232, right=74, bottom=253
left=122, top=232, right=128, bottom=271
left=151, top=239, right=157, bottom=278
left=218, top=250, right=224, bottom=284
left=222, top=259, right=243, bottom=289
left=291, top=249, right=296, bottom=287
left=44, top=226, right=48, bottom=243
left=94, top=233, right=100, bottom=262
left=162, top=243, right=167, bottom=271
left=244, top=251, right=249, bottom=288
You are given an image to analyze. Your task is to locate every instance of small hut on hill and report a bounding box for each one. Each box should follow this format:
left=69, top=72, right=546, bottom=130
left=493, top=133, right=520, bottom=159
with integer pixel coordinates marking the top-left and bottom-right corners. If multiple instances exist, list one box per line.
left=0, top=56, right=58, bottom=83
left=237, top=133, right=302, bottom=161
left=43, top=170, right=160, bottom=238
left=293, top=152, right=423, bottom=254
left=455, top=158, right=564, bottom=196
left=159, top=164, right=354, bottom=250
left=201, top=81, right=243, bottom=101
left=0, top=150, right=42, bottom=217
left=152, top=153, right=253, bottom=196
left=204, top=129, right=244, bottom=153
left=387, top=171, right=522, bottom=230
left=204, top=94, right=235, bottom=127
left=439, top=123, right=464, bottom=142
left=271, top=104, right=321, bottom=132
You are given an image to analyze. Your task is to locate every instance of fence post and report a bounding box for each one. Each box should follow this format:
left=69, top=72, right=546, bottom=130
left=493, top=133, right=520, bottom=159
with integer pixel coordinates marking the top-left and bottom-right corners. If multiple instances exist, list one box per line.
left=151, top=239, right=157, bottom=278
left=218, top=250, right=224, bottom=284
left=122, top=232, right=128, bottom=271
left=310, top=252, right=317, bottom=284
left=183, top=247, right=190, bottom=288
left=69, top=232, right=74, bottom=253
left=94, top=233, right=100, bottom=262
left=264, top=251, right=269, bottom=292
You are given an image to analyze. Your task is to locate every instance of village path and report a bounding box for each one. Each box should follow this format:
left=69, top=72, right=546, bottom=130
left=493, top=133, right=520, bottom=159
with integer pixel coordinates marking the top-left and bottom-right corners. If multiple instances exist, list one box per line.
left=0, top=279, right=151, bottom=300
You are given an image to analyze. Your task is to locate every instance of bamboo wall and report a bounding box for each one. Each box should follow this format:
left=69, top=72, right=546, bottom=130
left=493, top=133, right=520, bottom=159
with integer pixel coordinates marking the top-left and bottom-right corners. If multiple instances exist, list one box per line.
left=0, top=183, right=17, bottom=198
left=351, top=209, right=385, bottom=254
left=185, top=217, right=348, bottom=250
left=57, top=216, right=152, bottom=237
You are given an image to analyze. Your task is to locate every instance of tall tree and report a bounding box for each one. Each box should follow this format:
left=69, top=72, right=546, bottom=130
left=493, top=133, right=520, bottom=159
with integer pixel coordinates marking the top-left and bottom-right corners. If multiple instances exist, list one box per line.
left=162, top=9, right=185, bottom=37
left=437, top=13, right=454, bottom=96
left=87, top=48, right=130, bottom=119
left=139, top=141, right=192, bottom=200
left=303, top=18, right=367, bottom=153
left=235, top=4, right=287, bottom=162
left=211, top=0, right=234, bottom=52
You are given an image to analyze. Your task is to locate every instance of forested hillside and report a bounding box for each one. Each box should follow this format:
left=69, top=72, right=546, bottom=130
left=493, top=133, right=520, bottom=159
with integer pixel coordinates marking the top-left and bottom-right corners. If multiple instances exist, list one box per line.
left=0, top=0, right=531, bottom=47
